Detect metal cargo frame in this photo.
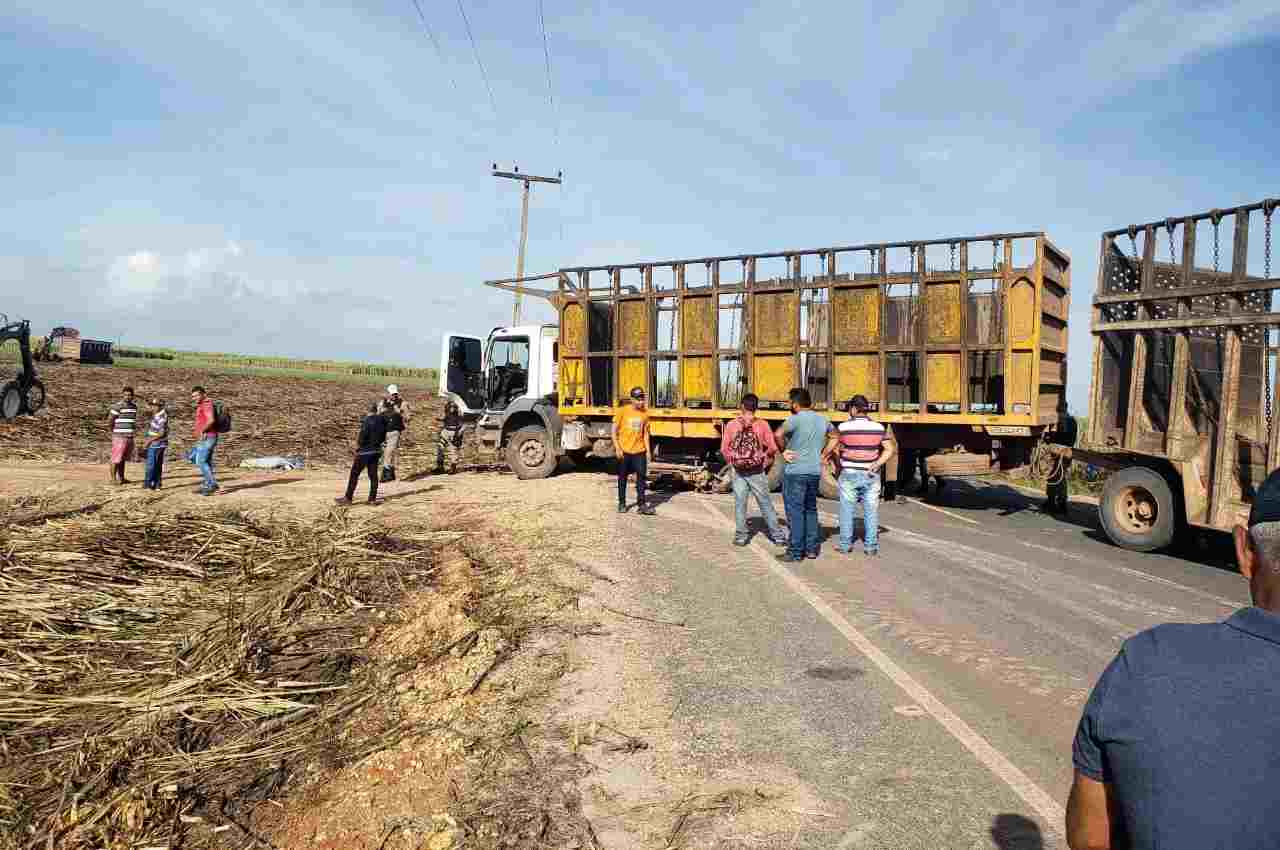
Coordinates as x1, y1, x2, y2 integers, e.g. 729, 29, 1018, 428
1085, 198, 1280, 530
550, 231, 1069, 433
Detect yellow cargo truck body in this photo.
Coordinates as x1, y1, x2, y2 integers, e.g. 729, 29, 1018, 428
554, 232, 1069, 482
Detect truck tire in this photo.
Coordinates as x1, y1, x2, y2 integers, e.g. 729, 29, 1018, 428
767, 454, 785, 492
819, 464, 840, 500
22, 377, 45, 414
0, 382, 21, 420
1099, 466, 1176, 552
506, 425, 558, 480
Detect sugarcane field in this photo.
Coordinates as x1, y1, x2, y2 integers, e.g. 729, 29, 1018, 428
7, 3, 1280, 849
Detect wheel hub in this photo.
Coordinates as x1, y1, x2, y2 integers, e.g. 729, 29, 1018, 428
1115, 485, 1158, 533
518, 437, 546, 467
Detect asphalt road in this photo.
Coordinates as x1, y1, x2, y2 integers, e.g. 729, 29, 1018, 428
614, 478, 1250, 849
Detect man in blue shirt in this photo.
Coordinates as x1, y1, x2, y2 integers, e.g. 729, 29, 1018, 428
775, 387, 832, 562
1067, 468, 1280, 849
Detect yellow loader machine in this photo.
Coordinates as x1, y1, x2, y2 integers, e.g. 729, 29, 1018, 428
454, 229, 1070, 497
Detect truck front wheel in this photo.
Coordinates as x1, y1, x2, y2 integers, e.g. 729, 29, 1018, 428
506, 425, 558, 480
1099, 466, 1176, 552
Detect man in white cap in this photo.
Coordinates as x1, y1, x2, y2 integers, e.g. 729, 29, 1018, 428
381, 384, 411, 481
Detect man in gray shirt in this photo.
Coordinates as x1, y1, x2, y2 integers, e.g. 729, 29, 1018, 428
1067, 467, 1280, 849
775, 387, 832, 562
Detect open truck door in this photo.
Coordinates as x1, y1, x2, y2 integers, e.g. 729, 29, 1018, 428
439, 333, 486, 414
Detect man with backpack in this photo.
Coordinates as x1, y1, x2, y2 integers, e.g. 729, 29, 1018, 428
189, 385, 225, 496
720, 393, 786, 547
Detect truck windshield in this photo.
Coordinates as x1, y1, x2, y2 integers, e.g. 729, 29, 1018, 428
486, 337, 530, 409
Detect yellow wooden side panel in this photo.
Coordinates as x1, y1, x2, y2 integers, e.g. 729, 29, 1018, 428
832, 287, 880, 347
618, 300, 649, 352
560, 358, 585, 403
754, 292, 797, 348
684, 421, 719, 439
1008, 278, 1036, 345
753, 354, 795, 400
561, 303, 585, 355
1011, 351, 1034, 407
682, 296, 715, 350
650, 420, 681, 437
618, 357, 647, 402
926, 282, 961, 343
684, 356, 714, 401
926, 353, 962, 403
833, 354, 880, 402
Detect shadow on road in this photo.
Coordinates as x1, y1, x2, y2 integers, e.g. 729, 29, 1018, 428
218, 476, 306, 495
989, 813, 1043, 850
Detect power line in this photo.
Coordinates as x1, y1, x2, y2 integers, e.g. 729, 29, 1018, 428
409, 0, 456, 90
456, 0, 498, 117
538, 0, 556, 125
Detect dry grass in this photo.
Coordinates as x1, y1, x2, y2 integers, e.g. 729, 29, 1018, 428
0, 503, 450, 850
0, 362, 447, 470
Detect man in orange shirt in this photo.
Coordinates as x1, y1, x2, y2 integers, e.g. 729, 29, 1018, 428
613, 386, 654, 515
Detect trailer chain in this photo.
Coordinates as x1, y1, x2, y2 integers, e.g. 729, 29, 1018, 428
1165, 218, 1177, 263
1266, 202, 1275, 441
992, 239, 998, 274
949, 242, 957, 272
1211, 212, 1221, 274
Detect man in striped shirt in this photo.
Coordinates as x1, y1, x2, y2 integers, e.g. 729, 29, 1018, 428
824, 394, 895, 556
107, 386, 138, 485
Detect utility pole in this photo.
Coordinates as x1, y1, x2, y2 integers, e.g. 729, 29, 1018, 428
492, 164, 561, 326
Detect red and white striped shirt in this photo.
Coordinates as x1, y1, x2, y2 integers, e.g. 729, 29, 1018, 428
836, 415, 887, 471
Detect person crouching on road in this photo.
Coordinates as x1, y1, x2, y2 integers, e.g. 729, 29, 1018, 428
108, 385, 138, 485
614, 387, 654, 515
825, 395, 894, 557
435, 401, 464, 474
189, 386, 220, 495
142, 397, 169, 490
338, 401, 387, 505
382, 384, 410, 480
721, 393, 785, 547
381, 397, 405, 482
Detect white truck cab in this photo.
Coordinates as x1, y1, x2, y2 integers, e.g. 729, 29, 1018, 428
438, 324, 565, 479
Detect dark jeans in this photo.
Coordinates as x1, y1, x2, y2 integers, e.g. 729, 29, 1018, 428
346, 452, 381, 502
617, 452, 647, 506
1047, 475, 1069, 512
782, 473, 820, 558
144, 446, 166, 489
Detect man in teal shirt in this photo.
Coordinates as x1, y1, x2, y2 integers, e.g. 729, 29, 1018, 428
776, 387, 832, 562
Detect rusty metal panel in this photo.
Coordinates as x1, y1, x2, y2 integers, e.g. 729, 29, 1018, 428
561, 303, 585, 355
618, 357, 647, 401
753, 354, 795, 400
1008, 278, 1036, 344
832, 287, 880, 347
683, 356, 714, 401
926, 283, 961, 343
682, 296, 715, 350
754, 292, 798, 348
560, 358, 585, 403
926, 354, 962, 403
833, 354, 880, 402
1011, 352, 1034, 407
618, 300, 649, 353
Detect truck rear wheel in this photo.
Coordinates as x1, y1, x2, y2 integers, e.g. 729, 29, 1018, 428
506, 426, 558, 480
1100, 466, 1176, 552
22, 377, 45, 414
0, 382, 21, 420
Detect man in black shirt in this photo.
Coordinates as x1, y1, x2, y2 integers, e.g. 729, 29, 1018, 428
337, 402, 387, 505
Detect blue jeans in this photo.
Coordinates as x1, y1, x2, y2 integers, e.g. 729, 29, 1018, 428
838, 469, 881, 553
144, 445, 166, 489
189, 435, 219, 490
782, 473, 820, 558
732, 470, 783, 542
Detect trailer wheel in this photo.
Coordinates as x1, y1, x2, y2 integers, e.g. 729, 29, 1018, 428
22, 377, 45, 414
1100, 467, 1176, 552
0, 382, 21, 420
819, 465, 840, 500
767, 455, 785, 492
506, 425, 558, 480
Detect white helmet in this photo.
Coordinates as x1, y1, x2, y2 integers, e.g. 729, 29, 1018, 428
386, 384, 399, 395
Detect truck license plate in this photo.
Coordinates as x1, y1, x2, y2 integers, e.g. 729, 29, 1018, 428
986, 425, 1032, 437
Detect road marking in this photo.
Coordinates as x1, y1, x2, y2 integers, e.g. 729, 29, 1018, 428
903, 497, 979, 525
698, 500, 1067, 840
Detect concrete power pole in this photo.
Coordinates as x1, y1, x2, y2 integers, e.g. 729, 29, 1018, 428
492, 164, 562, 326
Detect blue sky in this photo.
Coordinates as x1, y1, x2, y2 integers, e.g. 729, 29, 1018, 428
3, 0, 1279, 407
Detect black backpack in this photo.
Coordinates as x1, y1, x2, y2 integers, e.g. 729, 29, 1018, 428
212, 401, 232, 433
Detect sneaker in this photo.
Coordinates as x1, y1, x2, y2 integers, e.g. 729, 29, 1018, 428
367, 498, 381, 506
638, 504, 656, 516
806, 551, 820, 560
334, 497, 352, 505
732, 538, 749, 547
617, 503, 627, 513
776, 553, 802, 563
768, 535, 789, 547
834, 544, 852, 554
864, 549, 879, 558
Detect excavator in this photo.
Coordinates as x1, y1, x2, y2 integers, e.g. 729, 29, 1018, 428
0, 315, 47, 419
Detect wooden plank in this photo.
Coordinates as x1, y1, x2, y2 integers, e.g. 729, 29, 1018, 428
1211, 329, 1243, 526
917, 246, 928, 415
1123, 331, 1148, 451
1093, 313, 1280, 333
1093, 275, 1280, 305
959, 241, 970, 414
